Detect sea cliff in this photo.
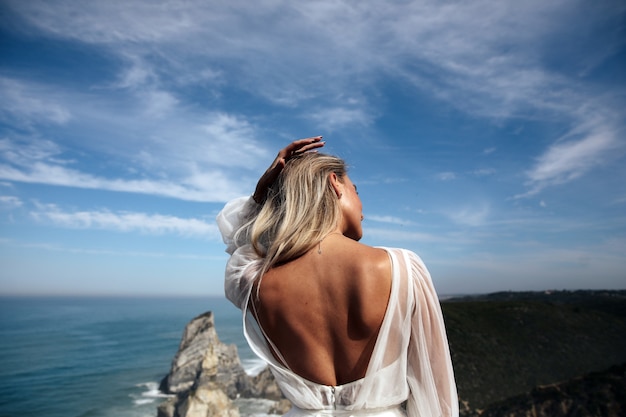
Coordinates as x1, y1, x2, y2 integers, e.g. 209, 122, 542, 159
157, 311, 288, 417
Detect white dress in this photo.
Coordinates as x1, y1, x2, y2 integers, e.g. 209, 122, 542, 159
217, 197, 459, 417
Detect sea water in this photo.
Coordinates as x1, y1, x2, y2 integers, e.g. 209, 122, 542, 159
0, 296, 265, 417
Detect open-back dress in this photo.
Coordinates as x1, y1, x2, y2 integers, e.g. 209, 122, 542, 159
217, 197, 458, 417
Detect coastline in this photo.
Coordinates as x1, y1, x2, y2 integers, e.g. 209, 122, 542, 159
1, 290, 624, 416
0, 296, 248, 417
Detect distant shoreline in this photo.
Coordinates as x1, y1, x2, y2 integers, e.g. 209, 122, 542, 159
2, 288, 624, 300
443, 288, 626, 302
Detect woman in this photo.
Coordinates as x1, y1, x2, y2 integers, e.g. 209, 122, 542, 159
217, 137, 458, 417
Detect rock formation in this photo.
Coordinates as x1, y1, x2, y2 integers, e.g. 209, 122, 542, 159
157, 311, 287, 417
240, 367, 284, 401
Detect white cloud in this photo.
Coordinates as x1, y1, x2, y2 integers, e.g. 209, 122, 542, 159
437, 172, 456, 181
31, 204, 219, 238
529, 134, 615, 184
5, 0, 200, 44
0, 159, 244, 202
0, 238, 223, 260
520, 120, 621, 196
2, 0, 623, 296
4, 0, 624, 132
365, 227, 449, 243
3, 0, 624, 202
0, 136, 63, 165
471, 168, 496, 177
307, 106, 373, 129
140, 90, 179, 117
366, 215, 415, 226
0, 77, 72, 125
2, 64, 268, 182
0, 195, 23, 209
446, 204, 490, 227
110, 54, 156, 89
0, 100, 267, 201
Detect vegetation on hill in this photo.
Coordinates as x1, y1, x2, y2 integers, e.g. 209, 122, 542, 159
478, 362, 626, 417
441, 290, 626, 410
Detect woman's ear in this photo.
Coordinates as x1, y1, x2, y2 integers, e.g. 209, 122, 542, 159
328, 172, 343, 198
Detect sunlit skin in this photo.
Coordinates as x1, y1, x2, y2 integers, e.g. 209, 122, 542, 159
252, 137, 392, 386
330, 173, 364, 242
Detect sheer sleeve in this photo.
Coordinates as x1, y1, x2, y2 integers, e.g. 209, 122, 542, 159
216, 196, 262, 310
216, 196, 259, 255
406, 252, 459, 417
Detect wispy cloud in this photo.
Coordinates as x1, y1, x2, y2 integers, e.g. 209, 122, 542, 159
0, 77, 72, 125
0, 238, 224, 260
519, 114, 622, 197
4, 1, 623, 150
0, 136, 66, 166
307, 106, 373, 130
0, 155, 244, 202
366, 214, 415, 226
0, 195, 23, 209
31, 203, 219, 238
365, 227, 450, 243
7, 0, 622, 120
528, 133, 614, 184
436, 172, 456, 181
471, 168, 496, 177
445, 203, 491, 227
4, 0, 200, 44
2, 0, 625, 205
0, 92, 267, 201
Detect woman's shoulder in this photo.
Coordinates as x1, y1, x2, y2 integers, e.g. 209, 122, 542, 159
338, 243, 428, 279
375, 246, 421, 260
337, 242, 391, 293
340, 239, 390, 268
374, 246, 429, 276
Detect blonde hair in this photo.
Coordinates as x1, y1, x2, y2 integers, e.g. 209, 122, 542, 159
248, 152, 347, 280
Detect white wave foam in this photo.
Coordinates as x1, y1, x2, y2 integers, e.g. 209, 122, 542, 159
131, 381, 174, 405
234, 397, 278, 417
134, 398, 156, 405
242, 358, 268, 376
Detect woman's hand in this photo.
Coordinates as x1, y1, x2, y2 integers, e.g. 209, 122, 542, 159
253, 136, 325, 203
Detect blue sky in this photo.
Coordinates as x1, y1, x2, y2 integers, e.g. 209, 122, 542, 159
0, 0, 625, 297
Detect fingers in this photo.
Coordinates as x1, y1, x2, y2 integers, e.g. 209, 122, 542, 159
279, 136, 324, 159
253, 136, 325, 203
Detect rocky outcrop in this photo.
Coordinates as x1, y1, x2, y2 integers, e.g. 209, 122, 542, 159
159, 311, 249, 398
157, 311, 245, 417
240, 367, 283, 401
172, 386, 239, 417
157, 311, 288, 417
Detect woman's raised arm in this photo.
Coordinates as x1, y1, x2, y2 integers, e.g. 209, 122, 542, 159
252, 136, 324, 203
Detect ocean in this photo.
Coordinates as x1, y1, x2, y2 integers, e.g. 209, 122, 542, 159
0, 296, 265, 417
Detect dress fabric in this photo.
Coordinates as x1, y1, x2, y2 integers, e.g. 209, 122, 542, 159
217, 196, 459, 417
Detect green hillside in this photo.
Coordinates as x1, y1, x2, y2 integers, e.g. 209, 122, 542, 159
441, 290, 626, 410
479, 363, 626, 417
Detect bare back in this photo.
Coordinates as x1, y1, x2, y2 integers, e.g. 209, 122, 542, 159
253, 235, 392, 386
